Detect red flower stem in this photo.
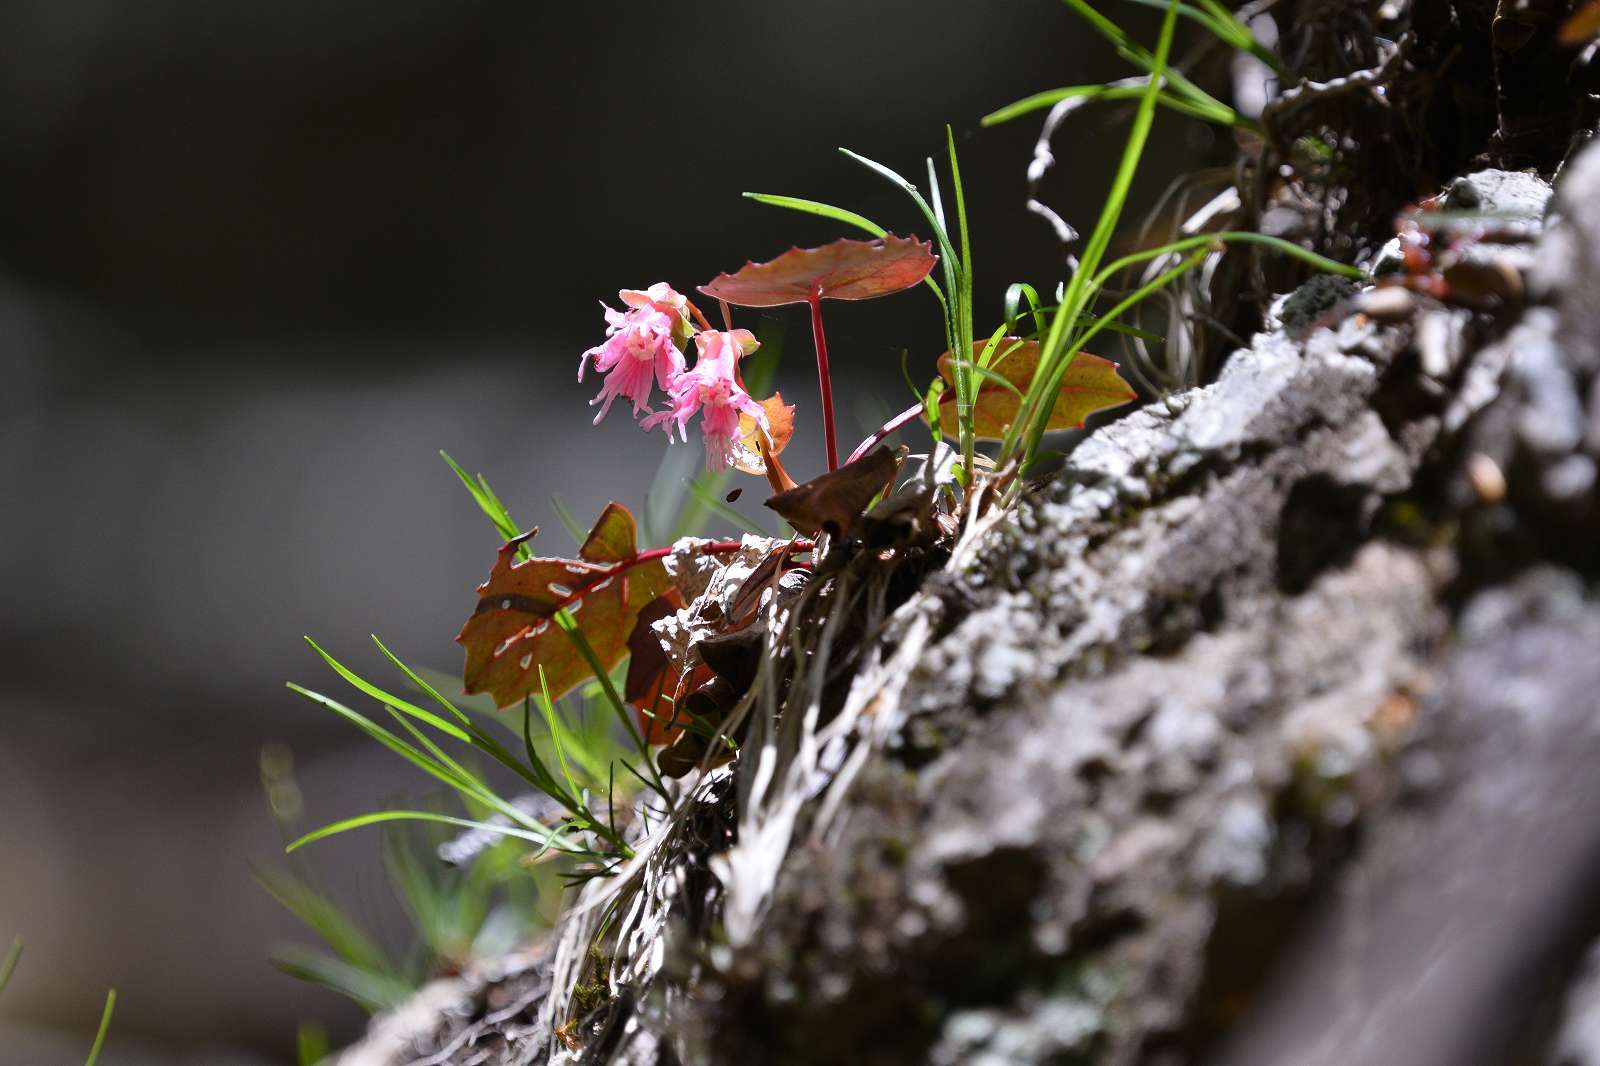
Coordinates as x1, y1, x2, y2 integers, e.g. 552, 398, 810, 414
718, 298, 734, 331
808, 287, 840, 471
685, 299, 716, 333
847, 399, 925, 466
547, 537, 814, 614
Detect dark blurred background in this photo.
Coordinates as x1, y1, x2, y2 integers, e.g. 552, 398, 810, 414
0, 2, 1209, 1061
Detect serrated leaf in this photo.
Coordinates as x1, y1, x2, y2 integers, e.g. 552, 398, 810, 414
700, 235, 937, 308
457, 503, 671, 708
938, 338, 1135, 440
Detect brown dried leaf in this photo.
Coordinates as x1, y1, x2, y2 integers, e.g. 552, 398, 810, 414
764, 446, 899, 538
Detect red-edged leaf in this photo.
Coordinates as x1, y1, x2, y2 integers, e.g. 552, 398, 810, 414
457, 502, 671, 708
700, 235, 937, 308
733, 392, 796, 475
764, 445, 900, 537
938, 338, 1135, 440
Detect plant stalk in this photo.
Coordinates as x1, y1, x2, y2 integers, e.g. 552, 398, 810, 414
807, 286, 840, 471
848, 401, 925, 466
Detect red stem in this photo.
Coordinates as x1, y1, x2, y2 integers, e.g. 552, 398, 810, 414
546, 537, 814, 614
847, 400, 925, 466
808, 288, 839, 471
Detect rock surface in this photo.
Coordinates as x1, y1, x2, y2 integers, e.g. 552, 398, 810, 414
338, 123, 1600, 1066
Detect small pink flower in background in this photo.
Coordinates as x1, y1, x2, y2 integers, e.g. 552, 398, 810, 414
642, 329, 767, 470
579, 284, 692, 424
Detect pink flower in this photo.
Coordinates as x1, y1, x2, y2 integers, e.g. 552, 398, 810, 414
642, 329, 767, 470
579, 284, 691, 424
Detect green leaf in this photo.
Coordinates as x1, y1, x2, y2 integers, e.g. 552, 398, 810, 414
286, 810, 570, 855
742, 193, 887, 237
297, 1022, 331, 1066
1007, 0, 1182, 466
285, 682, 562, 839
837, 149, 963, 280
440, 451, 522, 547
1092, 230, 1364, 285
305, 638, 471, 741
0, 937, 21, 999
1005, 282, 1049, 343
252, 866, 395, 977
82, 990, 116, 1066
270, 945, 415, 1014
982, 82, 1235, 128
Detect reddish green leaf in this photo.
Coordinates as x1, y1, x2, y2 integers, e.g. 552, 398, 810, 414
938, 338, 1135, 440
457, 502, 671, 708
699, 235, 937, 308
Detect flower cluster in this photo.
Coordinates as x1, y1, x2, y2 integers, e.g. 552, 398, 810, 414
579, 283, 769, 470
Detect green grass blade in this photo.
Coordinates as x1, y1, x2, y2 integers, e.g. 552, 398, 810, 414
925, 157, 949, 238
285, 683, 543, 832
554, 610, 671, 805
82, 989, 115, 1066
947, 127, 977, 476
440, 451, 521, 544
837, 149, 962, 274
385, 708, 478, 789
297, 1021, 331, 1066
742, 193, 886, 236
1075, 311, 1165, 343
684, 477, 771, 536
1004, 283, 1049, 342
549, 494, 588, 548
400, 663, 514, 731
0, 938, 21, 998
1116, 0, 1247, 47
270, 945, 415, 1013
982, 82, 1233, 128
252, 866, 395, 977
1008, 0, 1182, 465
286, 810, 571, 855
379, 827, 449, 959
1074, 248, 1210, 355
305, 638, 471, 741
1092, 230, 1364, 285
369, 638, 575, 805
537, 667, 583, 804
1058, 0, 1220, 109
945, 361, 1026, 400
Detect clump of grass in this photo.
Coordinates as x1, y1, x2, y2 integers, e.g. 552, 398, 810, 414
753, 0, 1359, 489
